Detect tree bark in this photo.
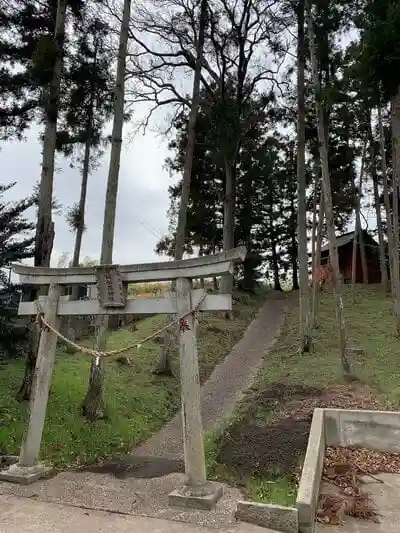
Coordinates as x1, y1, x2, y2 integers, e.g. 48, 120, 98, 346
391, 85, 400, 336
311, 190, 324, 329
18, 0, 67, 402
66, 121, 93, 354
306, 0, 352, 377
311, 181, 318, 279
296, 0, 310, 353
155, 0, 208, 375
378, 105, 395, 296
174, 0, 207, 260
72, 123, 93, 268
83, 0, 131, 420
271, 237, 282, 292
290, 191, 299, 291
351, 139, 368, 298
291, 233, 299, 290
368, 114, 388, 291
221, 158, 236, 299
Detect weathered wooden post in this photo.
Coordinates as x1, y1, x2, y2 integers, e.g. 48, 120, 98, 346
168, 276, 223, 508
1, 284, 61, 483
177, 277, 206, 485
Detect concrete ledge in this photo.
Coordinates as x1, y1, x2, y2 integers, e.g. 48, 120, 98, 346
0, 462, 54, 485
296, 408, 400, 533
168, 481, 223, 510
324, 408, 400, 452
296, 408, 325, 533
235, 500, 298, 533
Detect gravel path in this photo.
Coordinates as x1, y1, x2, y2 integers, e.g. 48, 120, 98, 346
134, 292, 287, 461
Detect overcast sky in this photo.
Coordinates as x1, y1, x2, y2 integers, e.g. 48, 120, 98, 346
1, 23, 376, 271
1, 106, 177, 267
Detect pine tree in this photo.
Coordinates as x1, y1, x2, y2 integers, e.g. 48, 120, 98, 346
60, 14, 114, 271
359, 0, 400, 334
0, 183, 35, 359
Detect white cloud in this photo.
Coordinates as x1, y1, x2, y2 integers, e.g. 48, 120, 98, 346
1, 118, 178, 267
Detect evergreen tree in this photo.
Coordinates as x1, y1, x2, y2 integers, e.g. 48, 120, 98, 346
0, 182, 34, 358
59, 14, 114, 270
359, 0, 400, 333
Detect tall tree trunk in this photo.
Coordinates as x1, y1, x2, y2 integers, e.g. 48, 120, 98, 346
72, 119, 94, 266
311, 190, 324, 329
378, 105, 395, 296
199, 245, 205, 289
66, 125, 93, 354
212, 238, 218, 291
221, 158, 236, 299
83, 0, 131, 420
358, 222, 368, 285
291, 234, 299, 290
296, 0, 310, 353
154, 0, 208, 376
391, 86, 400, 336
17, 0, 67, 402
271, 237, 282, 292
368, 111, 388, 290
306, 0, 352, 377
174, 0, 207, 260
351, 140, 368, 299
289, 191, 299, 291
311, 181, 318, 279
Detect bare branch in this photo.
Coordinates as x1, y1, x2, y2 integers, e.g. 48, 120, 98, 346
126, 0, 290, 133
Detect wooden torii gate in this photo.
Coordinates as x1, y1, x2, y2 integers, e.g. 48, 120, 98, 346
0, 247, 246, 509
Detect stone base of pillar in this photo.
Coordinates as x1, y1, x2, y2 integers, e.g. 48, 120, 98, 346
0, 462, 54, 485
168, 481, 223, 510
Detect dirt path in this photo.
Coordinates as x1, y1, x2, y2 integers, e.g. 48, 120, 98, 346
132, 292, 287, 462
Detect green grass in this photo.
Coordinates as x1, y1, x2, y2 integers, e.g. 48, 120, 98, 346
261, 286, 400, 404
0, 289, 267, 469
246, 476, 298, 507
207, 285, 400, 506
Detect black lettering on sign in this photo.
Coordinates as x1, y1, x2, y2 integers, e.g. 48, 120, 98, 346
95, 265, 126, 308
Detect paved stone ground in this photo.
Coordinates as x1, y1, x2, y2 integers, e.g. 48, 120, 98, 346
0, 293, 287, 531
1, 493, 278, 533
316, 474, 400, 532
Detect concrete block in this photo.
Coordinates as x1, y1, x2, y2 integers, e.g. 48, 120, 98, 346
296, 408, 325, 533
323, 409, 340, 446
168, 482, 223, 510
295, 408, 400, 533
324, 409, 400, 452
0, 462, 54, 485
235, 500, 298, 533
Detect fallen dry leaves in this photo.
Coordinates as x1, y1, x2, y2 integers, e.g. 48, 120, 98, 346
316, 446, 400, 525
277, 384, 382, 422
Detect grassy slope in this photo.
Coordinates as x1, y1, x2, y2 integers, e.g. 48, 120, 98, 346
0, 289, 266, 468
206, 286, 400, 506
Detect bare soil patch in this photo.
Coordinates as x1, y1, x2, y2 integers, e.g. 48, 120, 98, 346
217, 383, 383, 480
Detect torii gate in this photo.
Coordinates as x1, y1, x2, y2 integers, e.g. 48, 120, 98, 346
0, 247, 246, 510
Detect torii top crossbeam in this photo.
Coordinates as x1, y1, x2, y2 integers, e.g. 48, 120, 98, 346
12, 246, 247, 286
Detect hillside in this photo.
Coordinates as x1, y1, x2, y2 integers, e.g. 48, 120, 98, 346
206, 286, 400, 506
0, 289, 266, 468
